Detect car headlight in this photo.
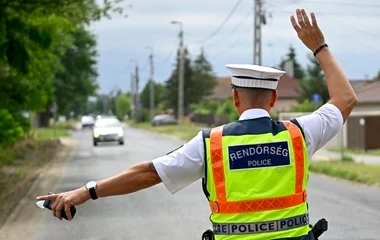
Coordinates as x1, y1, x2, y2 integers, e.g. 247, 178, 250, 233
93, 129, 100, 138
117, 129, 124, 137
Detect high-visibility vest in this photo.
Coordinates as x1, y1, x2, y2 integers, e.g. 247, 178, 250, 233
201, 117, 310, 240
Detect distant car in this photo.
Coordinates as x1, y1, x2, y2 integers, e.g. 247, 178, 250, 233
92, 117, 124, 146
151, 114, 178, 126
81, 115, 95, 128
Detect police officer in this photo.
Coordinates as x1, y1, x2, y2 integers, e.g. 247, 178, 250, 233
37, 9, 357, 240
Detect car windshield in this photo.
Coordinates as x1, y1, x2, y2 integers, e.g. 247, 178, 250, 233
95, 118, 121, 128
82, 116, 94, 122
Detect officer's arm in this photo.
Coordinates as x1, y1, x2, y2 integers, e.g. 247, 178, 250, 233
316, 47, 357, 122
94, 161, 162, 198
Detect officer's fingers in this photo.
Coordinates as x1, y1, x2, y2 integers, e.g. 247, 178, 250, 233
55, 201, 64, 220
310, 12, 318, 27
50, 195, 61, 218
36, 194, 58, 201
301, 9, 312, 28
64, 203, 73, 221
290, 16, 301, 33
296, 9, 307, 28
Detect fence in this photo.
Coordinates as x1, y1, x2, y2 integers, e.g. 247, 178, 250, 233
191, 114, 229, 127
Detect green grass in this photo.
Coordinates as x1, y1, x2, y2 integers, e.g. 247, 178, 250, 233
128, 121, 204, 141
33, 127, 69, 141
330, 148, 380, 156
310, 161, 380, 185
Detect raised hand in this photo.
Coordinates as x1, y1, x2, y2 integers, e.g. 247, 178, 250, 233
290, 9, 326, 52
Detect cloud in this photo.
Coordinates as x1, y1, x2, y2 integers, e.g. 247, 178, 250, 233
92, 0, 380, 93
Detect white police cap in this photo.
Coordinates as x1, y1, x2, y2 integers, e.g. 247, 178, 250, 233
225, 64, 286, 90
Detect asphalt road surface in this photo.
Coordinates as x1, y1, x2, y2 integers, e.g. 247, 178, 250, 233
31, 126, 380, 240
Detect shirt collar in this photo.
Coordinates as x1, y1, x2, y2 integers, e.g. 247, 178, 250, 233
239, 108, 271, 120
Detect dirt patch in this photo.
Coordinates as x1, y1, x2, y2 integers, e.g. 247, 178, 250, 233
0, 139, 66, 227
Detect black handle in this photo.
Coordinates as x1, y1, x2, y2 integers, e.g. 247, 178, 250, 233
311, 218, 328, 239
43, 200, 77, 220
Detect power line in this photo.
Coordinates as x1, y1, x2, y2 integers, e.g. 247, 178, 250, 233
271, 0, 380, 8
192, 0, 243, 44
159, 36, 178, 63
272, 9, 380, 17
203, 9, 253, 48
210, 15, 253, 58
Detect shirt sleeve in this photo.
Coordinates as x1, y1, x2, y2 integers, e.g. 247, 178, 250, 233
151, 131, 205, 194
294, 103, 344, 158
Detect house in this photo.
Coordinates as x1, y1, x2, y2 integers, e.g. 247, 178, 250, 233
210, 76, 380, 112
209, 73, 300, 112
352, 80, 380, 112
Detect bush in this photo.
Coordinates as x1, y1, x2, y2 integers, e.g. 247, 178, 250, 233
290, 99, 322, 112
216, 98, 238, 122
0, 109, 24, 149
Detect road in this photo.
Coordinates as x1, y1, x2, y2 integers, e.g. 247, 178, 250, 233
26, 126, 380, 240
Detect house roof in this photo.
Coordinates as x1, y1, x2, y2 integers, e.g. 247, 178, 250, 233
210, 74, 300, 100
209, 76, 380, 103
350, 80, 373, 90
354, 81, 380, 103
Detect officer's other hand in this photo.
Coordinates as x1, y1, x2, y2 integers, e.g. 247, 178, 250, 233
290, 9, 325, 52
36, 187, 90, 221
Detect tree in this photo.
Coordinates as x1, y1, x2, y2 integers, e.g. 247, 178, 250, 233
115, 94, 131, 120
164, 48, 216, 115
279, 46, 305, 80
0, 0, 129, 129
53, 26, 99, 117
164, 48, 193, 114
140, 82, 166, 109
296, 55, 329, 104
190, 48, 217, 103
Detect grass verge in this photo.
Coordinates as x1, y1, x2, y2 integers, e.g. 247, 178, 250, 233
128, 121, 205, 141
330, 148, 380, 156
310, 161, 380, 186
0, 126, 70, 225
32, 126, 69, 141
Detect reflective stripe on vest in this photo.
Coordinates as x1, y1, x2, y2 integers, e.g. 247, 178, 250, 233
213, 213, 309, 235
208, 121, 307, 214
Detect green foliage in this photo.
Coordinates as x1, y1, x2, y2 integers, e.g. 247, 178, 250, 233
290, 99, 321, 112
115, 94, 131, 120
279, 46, 305, 80
190, 99, 218, 115
140, 82, 166, 109
53, 26, 99, 117
164, 48, 216, 115
296, 55, 329, 104
0, 0, 129, 146
0, 109, 24, 149
216, 98, 238, 122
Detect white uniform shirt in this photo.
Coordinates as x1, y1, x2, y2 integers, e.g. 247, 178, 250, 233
152, 103, 344, 194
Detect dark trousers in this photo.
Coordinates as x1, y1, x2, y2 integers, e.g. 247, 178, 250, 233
273, 231, 315, 240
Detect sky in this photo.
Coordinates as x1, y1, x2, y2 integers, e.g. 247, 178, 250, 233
89, 0, 380, 94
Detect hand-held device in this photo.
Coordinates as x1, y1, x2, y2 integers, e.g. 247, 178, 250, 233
36, 197, 76, 220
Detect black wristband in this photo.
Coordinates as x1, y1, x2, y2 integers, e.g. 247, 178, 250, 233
313, 44, 328, 57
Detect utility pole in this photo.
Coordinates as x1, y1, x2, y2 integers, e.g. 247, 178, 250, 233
146, 46, 155, 119
253, 0, 263, 65
130, 72, 135, 120
135, 64, 140, 122
171, 20, 184, 123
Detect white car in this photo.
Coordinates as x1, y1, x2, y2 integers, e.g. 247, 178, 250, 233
81, 115, 95, 128
92, 117, 124, 146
